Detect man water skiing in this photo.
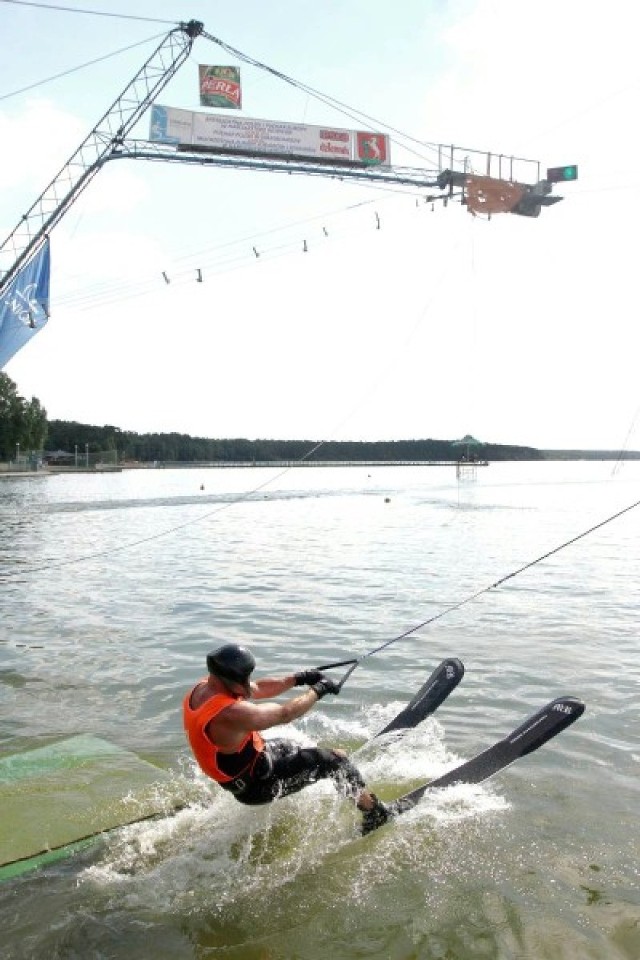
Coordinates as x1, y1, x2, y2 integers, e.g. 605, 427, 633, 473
183, 643, 397, 834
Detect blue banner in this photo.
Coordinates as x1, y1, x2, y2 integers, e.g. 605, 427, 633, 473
0, 240, 50, 369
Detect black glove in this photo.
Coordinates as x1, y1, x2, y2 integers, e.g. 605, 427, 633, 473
294, 669, 325, 686
311, 678, 340, 699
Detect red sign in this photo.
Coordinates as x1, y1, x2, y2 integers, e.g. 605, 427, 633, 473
355, 132, 388, 165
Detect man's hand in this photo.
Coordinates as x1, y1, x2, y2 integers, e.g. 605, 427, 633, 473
311, 677, 340, 699
294, 669, 325, 686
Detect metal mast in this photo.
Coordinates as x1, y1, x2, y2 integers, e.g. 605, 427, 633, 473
0, 20, 203, 293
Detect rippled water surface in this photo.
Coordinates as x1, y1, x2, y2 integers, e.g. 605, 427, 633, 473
1, 462, 639, 959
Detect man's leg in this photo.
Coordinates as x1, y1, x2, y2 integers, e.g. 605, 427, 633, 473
235, 740, 394, 831
259, 741, 390, 830
327, 748, 392, 832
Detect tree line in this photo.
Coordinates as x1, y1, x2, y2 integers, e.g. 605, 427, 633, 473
1, 371, 546, 463
45, 419, 543, 463
0, 373, 47, 459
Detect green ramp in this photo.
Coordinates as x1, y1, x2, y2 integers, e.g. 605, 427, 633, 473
0, 735, 185, 881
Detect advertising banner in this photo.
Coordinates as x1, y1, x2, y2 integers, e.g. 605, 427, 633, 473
150, 105, 390, 166
198, 65, 242, 110
149, 105, 193, 146
0, 240, 50, 369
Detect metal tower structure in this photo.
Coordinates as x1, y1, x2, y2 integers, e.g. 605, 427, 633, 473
0, 17, 571, 301
0, 20, 204, 293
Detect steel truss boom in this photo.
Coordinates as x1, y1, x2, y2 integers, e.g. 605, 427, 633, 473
105, 139, 443, 191
0, 20, 203, 294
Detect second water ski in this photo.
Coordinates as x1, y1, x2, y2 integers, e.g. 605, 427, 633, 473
361, 695, 586, 835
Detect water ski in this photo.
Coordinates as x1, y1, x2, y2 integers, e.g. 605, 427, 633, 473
357, 657, 464, 752
361, 695, 585, 836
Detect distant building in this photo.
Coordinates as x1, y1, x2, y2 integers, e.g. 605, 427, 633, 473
43, 450, 75, 465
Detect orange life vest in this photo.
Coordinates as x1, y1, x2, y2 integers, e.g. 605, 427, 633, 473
182, 682, 265, 784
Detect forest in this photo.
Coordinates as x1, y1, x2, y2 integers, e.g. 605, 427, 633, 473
5, 373, 634, 464
45, 418, 542, 463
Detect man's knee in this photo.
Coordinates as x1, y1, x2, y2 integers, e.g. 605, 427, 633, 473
322, 750, 366, 789
295, 747, 365, 790
315, 748, 349, 772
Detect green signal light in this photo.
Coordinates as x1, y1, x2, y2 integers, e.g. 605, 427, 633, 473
547, 164, 578, 183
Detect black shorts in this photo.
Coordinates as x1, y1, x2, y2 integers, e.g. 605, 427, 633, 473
225, 738, 366, 806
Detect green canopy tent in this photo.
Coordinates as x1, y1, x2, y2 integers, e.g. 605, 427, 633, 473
452, 434, 484, 462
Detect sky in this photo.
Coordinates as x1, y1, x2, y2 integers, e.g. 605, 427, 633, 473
1, 0, 639, 450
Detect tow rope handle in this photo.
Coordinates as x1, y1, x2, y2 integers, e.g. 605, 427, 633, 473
316, 657, 358, 671
315, 657, 360, 692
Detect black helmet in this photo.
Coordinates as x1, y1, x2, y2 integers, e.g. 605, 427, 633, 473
206, 644, 255, 686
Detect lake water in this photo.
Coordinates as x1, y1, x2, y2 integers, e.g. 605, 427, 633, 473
1, 461, 639, 959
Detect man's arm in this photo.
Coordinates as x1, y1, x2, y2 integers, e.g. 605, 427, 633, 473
213, 688, 321, 740
250, 674, 297, 700
251, 668, 325, 700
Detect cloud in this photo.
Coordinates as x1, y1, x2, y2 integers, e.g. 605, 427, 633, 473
0, 99, 151, 256
420, 0, 640, 158
0, 99, 85, 191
